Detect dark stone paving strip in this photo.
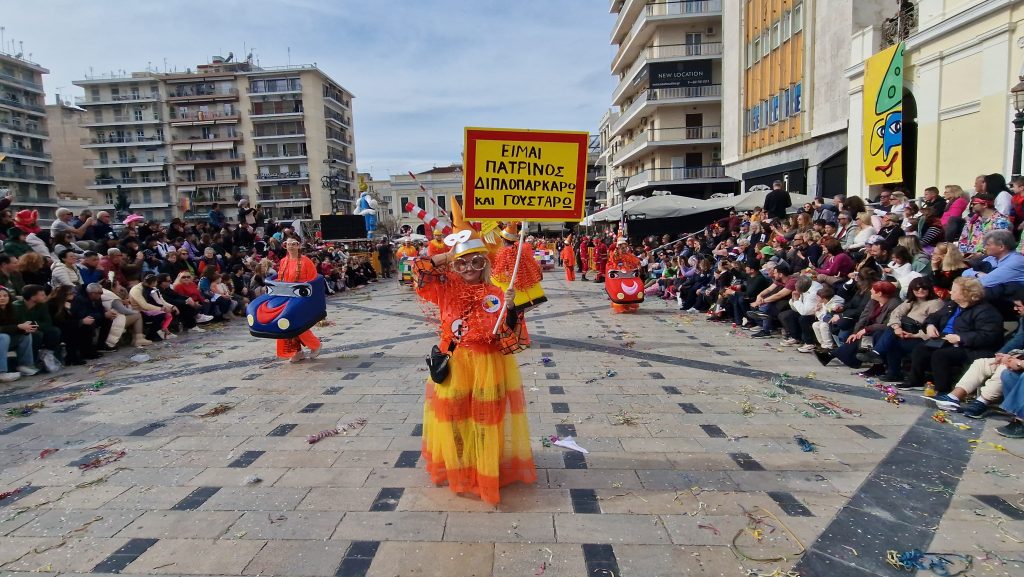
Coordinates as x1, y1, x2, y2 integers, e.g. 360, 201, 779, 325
678, 403, 702, 414
227, 450, 265, 468
211, 386, 237, 395
847, 424, 885, 439
369, 487, 404, 512
582, 544, 621, 577
103, 386, 130, 395
175, 403, 205, 414
241, 373, 262, 380
638, 361, 652, 367
563, 451, 587, 470
700, 424, 727, 438
551, 402, 570, 414
334, 541, 380, 577
171, 487, 221, 511
569, 489, 601, 514
410, 424, 423, 437
662, 386, 681, 395
91, 538, 159, 574
394, 451, 420, 468
323, 386, 343, 395
342, 373, 359, 380
299, 403, 324, 414
546, 372, 560, 380
128, 422, 165, 436
549, 386, 565, 395
974, 495, 1024, 521
267, 424, 297, 437
357, 362, 374, 368
766, 491, 813, 516
54, 403, 86, 413
0, 484, 38, 506
556, 424, 577, 437
0, 422, 32, 435
729, 452, 765, 471
793, 411, 979, 576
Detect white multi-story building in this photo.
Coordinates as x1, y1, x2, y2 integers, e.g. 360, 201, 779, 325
0, 52, 57, 218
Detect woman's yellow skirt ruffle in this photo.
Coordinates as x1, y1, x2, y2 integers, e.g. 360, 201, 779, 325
422, 345, 536, 504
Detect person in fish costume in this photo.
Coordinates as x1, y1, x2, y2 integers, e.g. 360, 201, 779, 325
605, 237, 643, 314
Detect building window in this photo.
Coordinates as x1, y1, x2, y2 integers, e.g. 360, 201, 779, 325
783, 88, 791, 117
761, 31, 769, 57
792, 83, 803, 114
416, 196, 426, 210
142, 189, 152, 203
752, 38, 761, 63
206, 168, 216, 181
437, 195, 446, 211
782, 10, 792, 41
134, 109, 143, 122
771, 22, 781, 49
230, 166, 241, 179
770, 95, 780, 124
794, 3, 804, 33
400, 196, 410, 209
136, 128, 145, 140
93, 109, 103, 123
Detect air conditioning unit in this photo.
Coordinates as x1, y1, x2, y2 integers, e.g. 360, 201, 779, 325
711, 152, 721, 160
707, 27, 715, 35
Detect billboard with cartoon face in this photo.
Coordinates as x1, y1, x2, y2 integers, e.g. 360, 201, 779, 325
863, 43, 904, 185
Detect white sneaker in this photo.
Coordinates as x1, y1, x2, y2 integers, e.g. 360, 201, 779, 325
782, 338, 800, 346
16, 365, 38, 377
188, 327, 206, 333
797, 344, 816, 353
308, 347, 321, 359
134, 337, 153, 347
686, 308, 700, 313
162, 330, 178, 339
196, 314, 214, 324
289, 351, 305, 363
0, 372, 20, 382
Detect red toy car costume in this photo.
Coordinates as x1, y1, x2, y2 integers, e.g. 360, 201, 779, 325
605, 239, 643, 314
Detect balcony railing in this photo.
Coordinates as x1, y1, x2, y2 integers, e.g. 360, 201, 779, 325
0, 71, 43, 92
74, 94, 160, 105
82, 135, 165, 145
614, 85, 722, 134
0, 118, 47, 136
620, 42, 723, 84
167, 87, 239, 100
324, 93, 351, 108
0, 145, 50, 159
170, 133, 242, 143
614, 126, 720, 162
90, 176, 168, 186
175, 153, 245, 164
258, 192, 311, 202
250, 107, 304, 116
257, 171, 309, 180
82, 115, 162, 126
84, 156, 167, 167
0, 96, 44, 113
176, 176, 247, 185
626, 165, 726, 190
254, 152, 307, 160
169, 110, 240, 121
0, 168, 53, 181
248, 83, 302, 94
325, 111, 351, 126
252, 129, 305, 138
615, 0, 722, 67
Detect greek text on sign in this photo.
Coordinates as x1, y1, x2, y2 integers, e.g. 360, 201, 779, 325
464, 127, 588, 222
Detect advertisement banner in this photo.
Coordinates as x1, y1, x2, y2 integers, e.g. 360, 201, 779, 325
863, 43, 904, 185
648, 60, 712, 88
463, 127, 588, 222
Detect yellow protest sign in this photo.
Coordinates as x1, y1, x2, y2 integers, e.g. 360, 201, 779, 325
464, 127, 588, 222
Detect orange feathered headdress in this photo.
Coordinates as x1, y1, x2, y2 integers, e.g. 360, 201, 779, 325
444, 197, 487, 257
498, 221, 521, 242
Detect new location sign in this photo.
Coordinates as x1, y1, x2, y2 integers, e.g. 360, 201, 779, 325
464, 127, 588, 222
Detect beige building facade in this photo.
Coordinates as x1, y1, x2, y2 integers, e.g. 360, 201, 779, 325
45, 101, 92, 203
846, 0, 1024, 198
605, 0, 736, 201
73, 57, 356, 223
0, 52, 58, 218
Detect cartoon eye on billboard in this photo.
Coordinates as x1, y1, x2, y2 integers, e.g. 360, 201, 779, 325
863, 43, 903, 185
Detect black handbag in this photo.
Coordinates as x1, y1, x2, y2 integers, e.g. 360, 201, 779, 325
426, 341, 456, 384
900, 317, 923, 334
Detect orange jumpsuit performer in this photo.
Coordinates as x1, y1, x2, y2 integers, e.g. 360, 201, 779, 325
561, 235, 576, 281
413, 199, 536, 505
492, 222, 546, 312
275, 238, 322, 361
578, 237, 591, 281
427, 229, 448, 257
606, 239, 643, 314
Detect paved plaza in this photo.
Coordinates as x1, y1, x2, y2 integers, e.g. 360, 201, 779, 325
0, 272, 1022, 577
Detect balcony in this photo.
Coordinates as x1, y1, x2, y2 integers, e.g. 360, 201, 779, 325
0, 145, 50, 160
0, 118, 47, 136
257, 171, 309, 182
12, 196, 58, 206
257, 191, 311, 205
0, 71, 43, 93
247, 83, 302, 95
327, 134, 352, 145
87, 176, 169, 189
0, 96, 45, 115
250, 108, 303, 119
252, 129, 305, 139
324, 93, 351, 109
613, 42, 723, 102
168, 110, 240, 124
74, 93, 160, 106
612, 84, 722, 137
175, 176, 247, 186
623, 165, 727, 193
613, 125, 720, 165
254, 152, 307, 162
166, 87, 239, 102
84, 156, 168, 168
325, 111, 351, 127
173, 153, 245, 165
170, 133, 242, 144
80, 115, 162, 127
612, 0, 723, 71
0, 168, 53, 182
81, 135, 166, 147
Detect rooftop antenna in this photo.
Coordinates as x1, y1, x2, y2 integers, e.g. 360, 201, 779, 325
1, 27, 5, 52
287, 46, 291, 66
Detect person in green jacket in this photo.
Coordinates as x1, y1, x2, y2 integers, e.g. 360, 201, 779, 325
14, 285, 60, 362
0, 287, 38, 380
3, 227, 30, 258
0, 254, 24, 294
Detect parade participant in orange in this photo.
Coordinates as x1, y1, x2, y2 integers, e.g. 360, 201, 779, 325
606, 238, 643, 314
594, 236, 610, 282
427, 229, 447, 256
413, 199, 536, 505
561, 235, 576, 281
578, 236, 591, 281
492, 222, 546, 312
396, 238, 418, 260
274, 238, 322, 361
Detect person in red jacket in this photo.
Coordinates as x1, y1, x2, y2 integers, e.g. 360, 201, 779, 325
593, 237, 609, 283
561, 235, 576, 281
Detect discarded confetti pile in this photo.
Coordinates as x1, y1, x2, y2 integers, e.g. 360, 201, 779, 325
306, 418, 367, 444
198, 403, 233, 418
5, 402, 44, 417
613, 409, 641, 426
886, 549, 973, 574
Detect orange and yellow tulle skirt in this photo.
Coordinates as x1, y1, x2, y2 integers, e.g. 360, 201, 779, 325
422, 344, 536, 504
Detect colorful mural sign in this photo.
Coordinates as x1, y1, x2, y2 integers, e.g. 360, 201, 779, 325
863, 43, 904, 185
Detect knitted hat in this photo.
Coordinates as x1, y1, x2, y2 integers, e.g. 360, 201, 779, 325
444, 197, 487, 257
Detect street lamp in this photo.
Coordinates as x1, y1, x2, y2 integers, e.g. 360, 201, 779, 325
1011, 76, 1024, 176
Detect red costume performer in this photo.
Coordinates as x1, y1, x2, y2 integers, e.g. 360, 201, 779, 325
606, 239, 643, 314
578, 237, 591, 281
593, 238, 609, 282
275, 250, 322, 360
492, 222, 546, 311
561, 235, 576, 281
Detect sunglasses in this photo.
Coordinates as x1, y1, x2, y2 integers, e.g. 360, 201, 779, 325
452, 255, 487, 273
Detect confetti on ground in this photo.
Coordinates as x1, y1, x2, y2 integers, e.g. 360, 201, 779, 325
794, 436, 816, 452
37, 448, 58, 459
613, 409, 641, 426
78, 449, 126, 470
198, 403, 233, 418
305, 418, 367, 444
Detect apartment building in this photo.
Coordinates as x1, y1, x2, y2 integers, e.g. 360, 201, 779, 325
606, 0, 736, 202
0, 52, 57, 218
73, 57, 356, 223
720, 0, 891, 198
46, 100, 93, 204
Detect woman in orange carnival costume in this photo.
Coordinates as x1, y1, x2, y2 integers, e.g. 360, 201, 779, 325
412, 200, 536, 504
275, 238, 322, 361
492, 222, 546, 312
561, 235, 576, 281
606, 238, 642, 314
427, 229, 448, 256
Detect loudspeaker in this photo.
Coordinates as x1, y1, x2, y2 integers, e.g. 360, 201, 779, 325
320, 215, 367, 240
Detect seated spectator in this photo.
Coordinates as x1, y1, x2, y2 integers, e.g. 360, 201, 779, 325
51, 230, 85, 259
813, 238, 855, 285
18, 252, 50, 288
962, 230, 1024, 306
71, 283, 118, 357
903, 277, 1004, 394
51, 207, 94, 248
158, 273, 209, 332
831, 268, 882, 343
15, 284, 61, 365
4, 227, 31, 258
778, 275, 821, 347
46, 285, 79, 364
807, 284, 845, 352
100, 248, 128, 287
994, 361, 1024, 438
847, 212, 876, 254
197, 246, 223, 276
876, 212, 905, 250
84, 211, 116, 245
99, 280, 147, 347
0, 254, 25, 294
50, 250, 84, 288
860, 277, 945, 382
886, 246, 921, 298
816, 281, 901, 367
748, 261, 795, 338
209, 271, 242, 316
958, 193, 1010, 258
13, 210, 50, 258
129, 274, 175, 340
0, 287, 37, 381
78, 251, 104, 286
194, 269, 232, 320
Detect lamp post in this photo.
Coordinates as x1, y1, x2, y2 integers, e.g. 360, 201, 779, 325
1011, 76, 1024, 177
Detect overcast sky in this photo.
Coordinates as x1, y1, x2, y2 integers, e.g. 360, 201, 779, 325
5, 0, 617, 179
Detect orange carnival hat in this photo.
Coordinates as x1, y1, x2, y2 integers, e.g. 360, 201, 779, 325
444, 197, 487, 257
498, 221, 521, 242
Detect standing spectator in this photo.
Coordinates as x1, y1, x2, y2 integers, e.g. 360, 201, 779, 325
70, 283, 118, 358
377, 239, 393, 278
764, 180, 792, 221
208, 202, 227, 230
237, 198, 257, 227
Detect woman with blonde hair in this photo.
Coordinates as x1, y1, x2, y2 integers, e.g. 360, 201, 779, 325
17, 251, 49, 287
929, 242, 968, 299
941, 185, 969, 240
847, 212, 876, 253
